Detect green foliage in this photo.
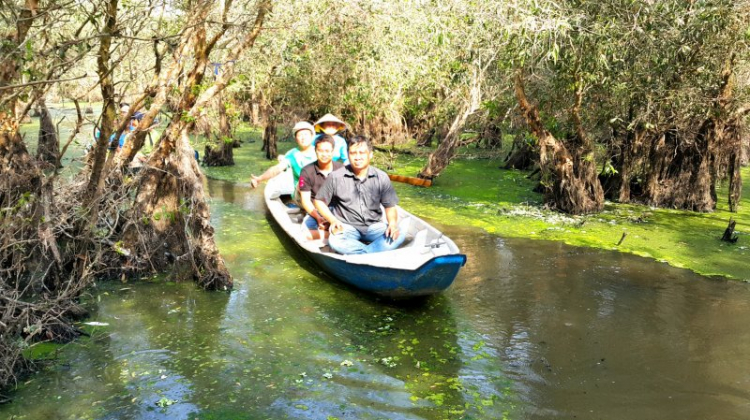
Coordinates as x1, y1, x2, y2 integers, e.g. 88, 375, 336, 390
180, 111, 196, 124
601, 160, 619, 176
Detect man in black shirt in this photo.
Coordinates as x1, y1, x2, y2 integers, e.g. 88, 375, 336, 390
314, 135, 405, 254
298, 135, 343, 240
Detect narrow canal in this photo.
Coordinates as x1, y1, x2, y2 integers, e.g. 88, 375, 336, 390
2, 177, 750, 420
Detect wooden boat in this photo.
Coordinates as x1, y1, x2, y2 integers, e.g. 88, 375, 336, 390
263, 171, 467, 298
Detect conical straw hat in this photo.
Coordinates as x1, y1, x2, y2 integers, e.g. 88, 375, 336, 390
314, 113, 346, 131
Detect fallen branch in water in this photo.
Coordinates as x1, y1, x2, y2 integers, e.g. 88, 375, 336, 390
721, 218, 738, 243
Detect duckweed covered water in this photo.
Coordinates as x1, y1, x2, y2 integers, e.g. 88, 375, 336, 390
5, 117, 750, 418
3, 176, 750, 419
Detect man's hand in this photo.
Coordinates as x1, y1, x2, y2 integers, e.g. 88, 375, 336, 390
329, 219, 344, 235
385, 224, 400, 241
250, 175, 261, 189
311, 210, 330, 231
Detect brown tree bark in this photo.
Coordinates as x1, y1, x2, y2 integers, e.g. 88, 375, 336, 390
0, 0, 43, 283
84, 0, 119, 206
638, 56, 741, 212
725, 110, 748, 212
515, 71, 604, 214
615, 128, 639, 203
416, 127, 436, 147
118, 34, 194, 168
35, 97, 59, 167
419, 76, 482, 179
728, 145, 742, 213
262, 116, 278, 160
504, 132, 537, 170
479, 118, 502, 149
513, 71, 603, 214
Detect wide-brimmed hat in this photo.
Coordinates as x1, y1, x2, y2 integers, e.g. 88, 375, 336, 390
314, 114, 346, 131
292, 121, 315, 135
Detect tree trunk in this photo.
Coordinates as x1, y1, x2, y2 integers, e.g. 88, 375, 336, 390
0, 0, 44, 283
728, 147, 742, 212
0, 0, 42, 213
124, 125, 231, 289
640, 124, 716, 212
479, 120, 502, 149
725, 114, 745, 212
419, 75, 482, 179
639, 59, 741, 212
203, 141, 235, 166
0, 121, 43, 278
416, 127, 435, 147
36, 98, 60, 167
513, 71, 603, 214
607, 106, 642, 203
202, 95, 235, 166
721, 219, 738, 243
616, 128, 640, 203
263, 117, 278, 160
84, 0, 119, 207
504, 132, 537, 170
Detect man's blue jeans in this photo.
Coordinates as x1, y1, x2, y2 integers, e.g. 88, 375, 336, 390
328, 222, 406, 255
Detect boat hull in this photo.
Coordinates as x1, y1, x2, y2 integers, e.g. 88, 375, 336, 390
307, 250, 467, 298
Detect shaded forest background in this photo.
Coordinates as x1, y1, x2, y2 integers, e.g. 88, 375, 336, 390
1, 0, 749, 393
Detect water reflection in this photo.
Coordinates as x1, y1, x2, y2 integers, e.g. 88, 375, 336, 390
3, 179, 750, 420
206, 178, 237, 205
444, 227, 750, 420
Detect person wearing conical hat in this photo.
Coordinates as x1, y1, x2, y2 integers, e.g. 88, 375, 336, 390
250, 121, 317, 194
313, 113, 349, 165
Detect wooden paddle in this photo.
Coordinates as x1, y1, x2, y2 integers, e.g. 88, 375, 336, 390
388, 173, 432, 187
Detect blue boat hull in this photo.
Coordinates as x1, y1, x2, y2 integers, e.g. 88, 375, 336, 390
307, 251, 467, 298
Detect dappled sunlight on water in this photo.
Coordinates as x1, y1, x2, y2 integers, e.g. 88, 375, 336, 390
3, 178, 750, 419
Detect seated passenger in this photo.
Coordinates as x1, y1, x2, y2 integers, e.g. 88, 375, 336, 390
298, 135, 344, 240
313, 135, 406, 254
313, 113, 349, 165
250, 121, 317, 193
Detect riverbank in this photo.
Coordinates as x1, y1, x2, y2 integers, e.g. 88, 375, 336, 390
207, 126, 749, 282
